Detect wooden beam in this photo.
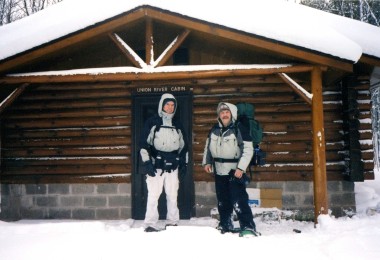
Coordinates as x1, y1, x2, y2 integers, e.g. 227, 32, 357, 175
0, 65, 314, 84
359, 54, 380, 67
154, 29, 191, 67
145, 18, 154, 65
311, 66, 328, 225
0, 83, 29, 114
278, 73, 312, 105
108, 33, 146, 69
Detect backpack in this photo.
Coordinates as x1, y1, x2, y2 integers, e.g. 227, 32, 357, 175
236, 103, 263, 146
235, 102, 266, 175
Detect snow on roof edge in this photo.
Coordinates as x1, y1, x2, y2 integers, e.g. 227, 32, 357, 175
0, 0, 378, 65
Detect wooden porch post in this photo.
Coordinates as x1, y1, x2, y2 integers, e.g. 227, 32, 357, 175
311, 66, 329, 224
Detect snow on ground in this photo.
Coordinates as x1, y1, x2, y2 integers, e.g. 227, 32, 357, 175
0, 168, 379, 260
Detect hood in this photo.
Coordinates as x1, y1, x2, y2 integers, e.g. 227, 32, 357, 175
158, 93, 177, 117
217, 102, 237, 122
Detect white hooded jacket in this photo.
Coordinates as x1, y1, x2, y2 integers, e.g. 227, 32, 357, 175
140, 93, 187, 163
202, 102, 253, 175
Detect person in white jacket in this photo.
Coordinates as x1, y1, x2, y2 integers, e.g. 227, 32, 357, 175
202, 102, 257, 234
139, 93, 188, 232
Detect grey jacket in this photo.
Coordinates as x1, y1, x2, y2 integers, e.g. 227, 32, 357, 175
202, 102, 253, 175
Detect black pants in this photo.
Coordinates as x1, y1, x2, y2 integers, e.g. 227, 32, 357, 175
215, 174, 256, 230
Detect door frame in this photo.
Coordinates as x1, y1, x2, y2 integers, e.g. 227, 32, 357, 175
131, 87, 194, 220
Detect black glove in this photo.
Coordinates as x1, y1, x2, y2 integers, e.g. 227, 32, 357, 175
228, 170, 250, 186
141, 161, 155, 177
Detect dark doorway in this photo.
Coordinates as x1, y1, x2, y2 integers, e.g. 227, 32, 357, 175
132, 90, 194, 220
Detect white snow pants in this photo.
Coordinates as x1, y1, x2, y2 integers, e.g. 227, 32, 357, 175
144, 168, 179, 228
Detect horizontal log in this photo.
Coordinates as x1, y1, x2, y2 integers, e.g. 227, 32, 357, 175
4, 136, 130, 148
4, 107, 130, 119
3, 117, 130, 129
363, 162, 374, 171
193, 95, 307, 105
8, 98, 130, 111
193, 103, 341, 115
193, 140, 345, 153
6, 127, 130, 139
4, 157, 130, 166
192, 84, 295, 95
193, 151, 344, 163
2, 165, 131, 175
0, 65, 316, 84
20, 89, 129, 101
192, 165, 346, 182
3, 146, 130, 157
35, 83, 132, 91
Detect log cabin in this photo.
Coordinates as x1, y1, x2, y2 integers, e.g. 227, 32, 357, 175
0, 0, 380, 223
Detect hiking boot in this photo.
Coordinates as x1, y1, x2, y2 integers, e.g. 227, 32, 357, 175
165, 223, 178, 228
144, 226, 162, 232
217, 223, 239, 234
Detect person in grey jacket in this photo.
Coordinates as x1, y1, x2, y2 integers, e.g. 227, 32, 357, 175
202, 102, 257, 234
140, 93, 188, 232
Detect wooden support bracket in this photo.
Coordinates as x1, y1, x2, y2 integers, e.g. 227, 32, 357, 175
0, 83, 29, 114
278, 72, 312, 105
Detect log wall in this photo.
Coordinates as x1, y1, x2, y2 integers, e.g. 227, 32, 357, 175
1, 83, 132, 183
0, 75, 374, 183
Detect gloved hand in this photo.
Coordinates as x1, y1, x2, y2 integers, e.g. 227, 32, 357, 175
141, 161, 155, 177
228, 169, 250, 186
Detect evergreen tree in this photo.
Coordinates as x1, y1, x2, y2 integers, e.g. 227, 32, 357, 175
301, 0, 380, 26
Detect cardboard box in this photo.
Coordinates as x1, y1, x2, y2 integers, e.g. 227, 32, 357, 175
260, 189, 282, 208
247, 188, 282, 209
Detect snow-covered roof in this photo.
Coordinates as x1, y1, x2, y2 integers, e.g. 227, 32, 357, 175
1, 0, 380, 64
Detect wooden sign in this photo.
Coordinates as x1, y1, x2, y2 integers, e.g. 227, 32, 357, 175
133, 86, 190, 94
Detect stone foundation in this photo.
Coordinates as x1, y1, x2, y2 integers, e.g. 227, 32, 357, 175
1, 181, 356, 221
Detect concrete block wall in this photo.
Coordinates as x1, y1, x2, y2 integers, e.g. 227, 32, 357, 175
0, 183, 131, 221
194, 181, 356, 221
1, 181, 356, 221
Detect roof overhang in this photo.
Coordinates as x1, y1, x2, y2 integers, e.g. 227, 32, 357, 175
0, 6, 355, 75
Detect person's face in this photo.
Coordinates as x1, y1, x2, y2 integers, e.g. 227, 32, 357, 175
219, 109, 232, 126
163, 101, 175, 114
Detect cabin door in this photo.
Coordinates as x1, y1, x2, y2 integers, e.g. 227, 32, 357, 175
132, 90, 194, 220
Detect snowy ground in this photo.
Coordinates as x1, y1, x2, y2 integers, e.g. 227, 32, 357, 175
1, 169, 379, 260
